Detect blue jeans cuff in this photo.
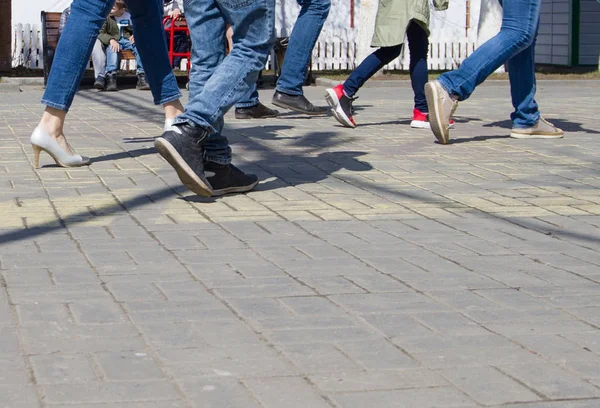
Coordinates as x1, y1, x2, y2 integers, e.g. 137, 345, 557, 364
236, 101, 259, 108
205, 156, 231, 165
275, 87, 303, 96
157, 93, 183, 106
41, 100, 68, 112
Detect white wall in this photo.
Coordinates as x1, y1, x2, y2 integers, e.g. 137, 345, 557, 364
12, 0, 71, 27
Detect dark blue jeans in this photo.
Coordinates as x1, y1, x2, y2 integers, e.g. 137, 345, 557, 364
275, 0, 331, 96
437, 0, 541, 127
42, 0, 181, 111
343, 22, 429, 112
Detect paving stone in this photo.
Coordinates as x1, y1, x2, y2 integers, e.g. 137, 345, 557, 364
330, 386, 477, 408
95, 351, 165, 381
311, 369, 447, 392
158, 344, 297, 378
2, 83, 600, 406
40, 381, 181, 404
178, 378, 263, 408
17, 303, 72, 325
0, 355, 31, 385
498, 363, 600, 399
440, 366, 542, 405
30, 353, 98, 384
243, 376, 332, 408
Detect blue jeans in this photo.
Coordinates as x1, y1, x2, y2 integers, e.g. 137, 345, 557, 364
275, 0, 330, 96
176, 0, 275, 164
42, 0, 181, 111
106, 38, 144, 74
437, 0, 540, 127
344, 21, 429, 112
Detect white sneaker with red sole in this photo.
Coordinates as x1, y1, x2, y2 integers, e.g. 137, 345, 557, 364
410, 108, 455, 129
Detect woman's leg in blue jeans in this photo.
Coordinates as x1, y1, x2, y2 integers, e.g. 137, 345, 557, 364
125, 0, 182, 105
41, 0, 113, 111
343, 44, 402, 97
436, 0, 540, 103
407, 22, 429, 113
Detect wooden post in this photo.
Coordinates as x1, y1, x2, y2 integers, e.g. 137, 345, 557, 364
0, 0, 11, 73
465, 0, 470, 37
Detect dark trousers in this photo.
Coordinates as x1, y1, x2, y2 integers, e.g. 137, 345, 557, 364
343, 21, 429, 112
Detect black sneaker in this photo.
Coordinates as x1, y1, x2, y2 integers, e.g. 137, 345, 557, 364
154, 124, 213, 197
205, 162, 258, 196
137, 73, 150, 90
105, 72, 118, 92
235, 102, 279, 119
272, 91, 328, 115
94, 75, 105, 90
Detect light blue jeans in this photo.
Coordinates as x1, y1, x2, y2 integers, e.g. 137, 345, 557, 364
105, 37, 144, 75
177, 0, 275, 164
437, 0, 540, 127
42, 0, 181, 111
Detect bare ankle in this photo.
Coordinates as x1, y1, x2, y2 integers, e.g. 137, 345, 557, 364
163, 100, 184, 119
39, 107, 67, 137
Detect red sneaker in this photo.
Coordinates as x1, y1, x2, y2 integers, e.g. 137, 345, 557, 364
410, 108, 454, 129
325, 84, 357, 128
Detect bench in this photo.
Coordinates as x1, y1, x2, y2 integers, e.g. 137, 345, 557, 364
41, 11, 137, 85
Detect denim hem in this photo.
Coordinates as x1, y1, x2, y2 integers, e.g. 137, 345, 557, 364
205, 156, 231, 165
41, 100, 69, 112
157, 93, 183, 106
173, 117, 216, 133
275, 87, 303, 97
235, 101, 259, 108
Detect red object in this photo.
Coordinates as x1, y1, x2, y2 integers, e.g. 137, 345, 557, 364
350, 0, 354, 28
163, 16, 191, 71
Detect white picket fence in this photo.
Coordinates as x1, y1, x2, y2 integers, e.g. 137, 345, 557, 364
12, 24, 476, 72
12, 24, 43, 69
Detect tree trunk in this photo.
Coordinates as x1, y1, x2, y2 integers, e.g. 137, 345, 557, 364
0, 0, 11, 73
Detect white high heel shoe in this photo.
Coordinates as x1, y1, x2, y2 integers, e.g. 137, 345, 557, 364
30, 126, 91, 168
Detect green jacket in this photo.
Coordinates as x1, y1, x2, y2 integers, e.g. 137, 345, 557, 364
97, 17, 120, 46
371, 0, 449, 47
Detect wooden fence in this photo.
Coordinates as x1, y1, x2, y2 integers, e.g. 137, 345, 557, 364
13, 24, 476, 73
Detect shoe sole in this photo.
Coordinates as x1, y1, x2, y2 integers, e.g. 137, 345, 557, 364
94, 83, 104, 90
424, 82, 450, 144
410, 120, 430, 129
324, 89, 356, 128
212, 180, 259, 196
510, 132, 564, 139
154, 137, 213, 197
272, 98, 328, 116
410, 120, 455, 129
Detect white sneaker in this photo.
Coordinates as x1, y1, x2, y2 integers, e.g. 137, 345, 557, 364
424, 80, 458, 144
510, 117, 564, 139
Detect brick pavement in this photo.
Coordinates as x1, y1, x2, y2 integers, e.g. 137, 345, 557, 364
0, 80, 599, 407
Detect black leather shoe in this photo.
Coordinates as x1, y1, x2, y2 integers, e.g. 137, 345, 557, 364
154, 124, 213, 197
272, 91, 329, 115
136, 73, 150, 90
235, 102, 279, 119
